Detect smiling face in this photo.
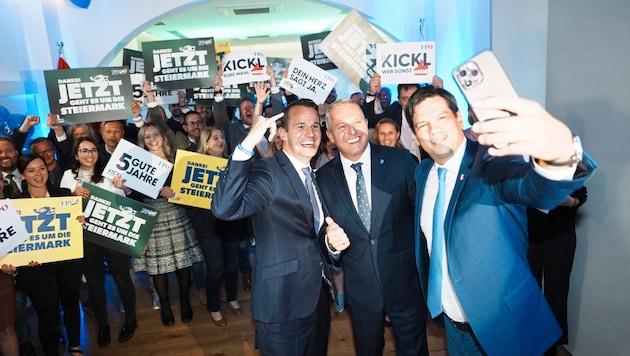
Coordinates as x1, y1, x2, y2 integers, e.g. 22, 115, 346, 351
75, 140, 99, 171
205, 128, 226, 157
20, 157, 48, 190
183, 113, 203, 140
0, 139, 19, 173
376, 122, 400, 147
281, 105, 321, 165
197, 105, 213, 125
143, 125, 164, 154
326, 101, 369, 162
411, 95, 465, 165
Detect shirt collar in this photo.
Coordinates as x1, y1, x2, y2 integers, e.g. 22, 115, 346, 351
436, 139, 467, 174
339, 142, 371, 168
282, 150, 312, 176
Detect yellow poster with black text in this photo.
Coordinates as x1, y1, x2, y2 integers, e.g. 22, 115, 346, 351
0, 197, 83, 267
169, 150, 227, 210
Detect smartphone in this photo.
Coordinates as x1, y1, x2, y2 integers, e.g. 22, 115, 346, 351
452, 50, 518, 122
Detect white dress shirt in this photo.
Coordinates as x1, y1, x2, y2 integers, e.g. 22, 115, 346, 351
421, 139, 579, 322
2, 169, 23, 193
283, 151, 323, 232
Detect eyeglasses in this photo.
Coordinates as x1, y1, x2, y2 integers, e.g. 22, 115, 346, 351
35, 148, 55, 156
185, 120, 203, 127
78, 148, 98, 155
144, 132, 161, 140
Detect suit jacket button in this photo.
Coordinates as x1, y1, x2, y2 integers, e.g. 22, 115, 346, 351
370, 239, 376, 245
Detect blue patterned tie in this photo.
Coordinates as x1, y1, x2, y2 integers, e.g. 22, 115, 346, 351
302, 167, 320, 231
351, 162, 370, 232
428, 167, 447, 318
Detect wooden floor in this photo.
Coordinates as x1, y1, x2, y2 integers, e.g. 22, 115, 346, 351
24, 271, 449, 355
27, 271, 574, 355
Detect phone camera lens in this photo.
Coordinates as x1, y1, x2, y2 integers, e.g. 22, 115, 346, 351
459, 70, 467, 77
465, 80, 472, 87
471, 70, 478, 76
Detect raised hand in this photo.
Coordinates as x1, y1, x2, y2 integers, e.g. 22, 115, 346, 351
472, 96, 576, 168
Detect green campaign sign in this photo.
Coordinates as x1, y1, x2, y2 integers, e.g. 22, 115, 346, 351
82, 183, 159, 257
142, 37, 218, 91
44, 67, 134, 125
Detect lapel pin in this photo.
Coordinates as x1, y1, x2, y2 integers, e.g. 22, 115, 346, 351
459, 173, 464, 181
380, 159, 384, 164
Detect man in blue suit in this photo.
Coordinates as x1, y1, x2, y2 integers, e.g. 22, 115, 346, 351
405, 87, 597, 355
212, 99, 347, 356
316, 99, 428, 356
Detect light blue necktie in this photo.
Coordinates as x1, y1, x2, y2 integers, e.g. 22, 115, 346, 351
351, 162, 370, 232
428, 167, 447, 318
302, 167, 320, 232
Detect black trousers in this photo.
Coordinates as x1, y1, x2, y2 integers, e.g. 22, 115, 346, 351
18, 261, 81, 356
349, 301, 429, 356
256, 280, 330, 356
83, 241, 136, 326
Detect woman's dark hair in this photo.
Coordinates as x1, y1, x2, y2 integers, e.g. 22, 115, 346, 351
17, 153, 45, 174
17, 153, 53, 192
70, 136, 106, 184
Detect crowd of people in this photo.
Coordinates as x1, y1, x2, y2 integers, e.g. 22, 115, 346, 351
0, 65, 596, 356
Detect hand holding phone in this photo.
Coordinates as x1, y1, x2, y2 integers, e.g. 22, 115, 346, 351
453, 50, 518, 122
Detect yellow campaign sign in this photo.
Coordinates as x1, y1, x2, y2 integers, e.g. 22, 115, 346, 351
169, 150, 227, 210
215, 40, 231, 66
0, 196, 84, 267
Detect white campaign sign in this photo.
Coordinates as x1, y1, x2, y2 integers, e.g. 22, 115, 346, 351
130, 73, 182, 106
0, 199, 29, 259
376, 42, 436, 84
102, 139, 173, 198
279, 57, 338, 104
221, 51, 270, 86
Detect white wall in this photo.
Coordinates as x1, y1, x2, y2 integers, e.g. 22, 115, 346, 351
544, 1, 629, 354
491, 0, 548, 105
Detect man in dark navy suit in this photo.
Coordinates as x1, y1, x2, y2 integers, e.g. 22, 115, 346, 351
316, 99, 428, 356
212, 99, 347, 356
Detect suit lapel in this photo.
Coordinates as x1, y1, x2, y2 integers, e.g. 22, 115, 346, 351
369, 144, 389, 238
414, 159, 432, 294
328, 155, 367, 233
443, 140, 476, 241
276, 151, 315, 233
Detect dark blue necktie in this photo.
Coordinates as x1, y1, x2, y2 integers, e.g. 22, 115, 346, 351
351, 162, 370, 232
428, 167, 447, 318
302, 167, 320, 231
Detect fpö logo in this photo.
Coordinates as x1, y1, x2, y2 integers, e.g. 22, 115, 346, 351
60, 198, 80, 206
